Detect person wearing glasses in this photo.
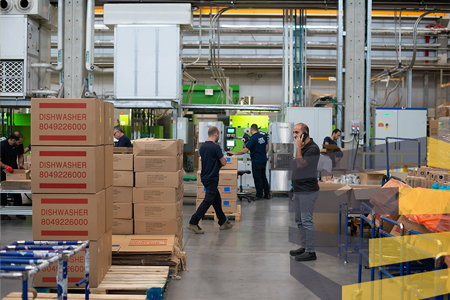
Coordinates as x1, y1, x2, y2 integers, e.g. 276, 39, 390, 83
114, 126, 132, 147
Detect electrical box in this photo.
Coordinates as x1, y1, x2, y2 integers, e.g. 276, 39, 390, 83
198, 122, 224, 149
176, 117, 188, 144
350, 120, 361, 135
0, 15, 51, 99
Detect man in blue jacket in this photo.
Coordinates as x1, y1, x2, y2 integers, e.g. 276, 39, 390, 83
227, 124, 270, 200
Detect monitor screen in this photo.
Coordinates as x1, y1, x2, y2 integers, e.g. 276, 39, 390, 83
226, 140, 236, 148
226, 127, 236, 134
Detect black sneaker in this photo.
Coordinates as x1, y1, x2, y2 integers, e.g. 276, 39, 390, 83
295, 252, 317, 261
263, 194, 272, 199
254, 197, 263, 201
289, 247, 305, 256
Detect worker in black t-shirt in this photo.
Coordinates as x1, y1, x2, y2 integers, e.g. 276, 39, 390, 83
188, 126, 233, 234
322, 129, 341, 149
1, 133, 26, 220
114, 126, 132, 147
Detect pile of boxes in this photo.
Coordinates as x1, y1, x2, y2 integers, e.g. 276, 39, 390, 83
405, 167, 450, 188
31, 98, 114, 288
196, 156, 238, 214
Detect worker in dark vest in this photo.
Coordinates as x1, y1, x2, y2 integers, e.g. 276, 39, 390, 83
322, 129, 341, 148
114, 126, 132, 147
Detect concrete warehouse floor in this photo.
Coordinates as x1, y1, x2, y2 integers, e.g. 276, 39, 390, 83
1, 194, 372, 300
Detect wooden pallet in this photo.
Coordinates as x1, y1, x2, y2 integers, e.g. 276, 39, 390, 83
90, 266, 169, 300
204, 205, 241, 222
3, 293, 146, 300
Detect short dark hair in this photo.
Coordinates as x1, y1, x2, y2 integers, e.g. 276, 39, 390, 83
251, 124, 258, 131
332, 129, 341, 135
114, 126, 124, 133
9, 134, 20, 141
13, 131, 23, 138
208, 126, 219, 137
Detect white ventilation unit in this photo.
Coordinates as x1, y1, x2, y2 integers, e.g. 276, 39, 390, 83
0, 0, 50, 21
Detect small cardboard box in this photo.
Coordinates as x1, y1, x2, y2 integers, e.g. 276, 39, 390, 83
430, 120, 439, 137
434, 171, 450, 184
133, 155, 182, 172
416, 168, 428, 178
4, 169, 31, 180
133, 185, 183, 203
105, 186, 113, 231
391, 215, 432, 236
196, 185, 237, 200
32, 146, 105, 194
196, 170, 237, 186
199, 156, 238, 170
134, 170, 183, 188
134, 201, 182, 220
104, 101, 114, 145
32, 191, 106, 240
196, 198, 237, 213
359, 171, 385, 185
31, 98, 104, 146
105, 145, 113, 188
133, 139, 183, 157
113, 219, 134, 235
34, 229, 112, 288
113, 187, 133, 203
113, 154, 134, 171
113, 171, 134, 187
134, 216, 182, 235
113, 203, 133, 219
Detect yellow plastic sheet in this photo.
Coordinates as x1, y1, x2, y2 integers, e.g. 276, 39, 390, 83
399, 187, 450, 215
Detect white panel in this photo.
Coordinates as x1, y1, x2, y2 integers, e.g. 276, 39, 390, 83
157, 26, 179, 99
374, 109, 398, 145
136, 26, 156, 98
0, 16, 26, 59
115, 26, 136, 99
397, 109, 427, 139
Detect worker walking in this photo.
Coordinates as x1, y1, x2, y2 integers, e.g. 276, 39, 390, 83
188, 126, 233, 234
227, 124, 270, 200
114, 126, 132, 147
289, 123, 320, 261
1, 133, 26, 220
323, 129, 341, 148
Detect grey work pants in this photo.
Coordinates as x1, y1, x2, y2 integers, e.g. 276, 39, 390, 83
293, 191, 320, 252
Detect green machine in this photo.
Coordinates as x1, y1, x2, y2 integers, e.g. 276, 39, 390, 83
229, 115, 269, 151
183, 84, 239, 104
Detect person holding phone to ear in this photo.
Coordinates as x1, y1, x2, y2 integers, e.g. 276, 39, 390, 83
289, 123, 320, 261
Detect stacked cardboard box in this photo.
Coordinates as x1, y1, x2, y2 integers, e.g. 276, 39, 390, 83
112, 152, 134, 234
196, 156, 238, 213
133, 139, 184, 242
30, 98, 114, 288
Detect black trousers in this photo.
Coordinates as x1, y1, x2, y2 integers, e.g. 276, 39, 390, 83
190, 180, 227, 226
1, 175, 22, 206
252, 161, 270, 198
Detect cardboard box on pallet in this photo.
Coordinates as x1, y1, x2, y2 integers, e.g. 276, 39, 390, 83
113, 203, 133, 219
197, 170, 237, 186
32, 191, 106, 241
133, 155, 183, 172
104, 101, 114, 145
134, 170, 183, 188
133, 184, 183, 203
113, 219, 134, 235
199, 156, 238, 170
196, 185, 238, 200
1, 170, 31, 190
113, 187, 133, 203
134, 215, 183, 235
34, 228, 112, 288
104, 145, 113, 188
196, 199, 237, 213
113, 171, 134, 187
31, 146, 105, 194
134, 201, 182, 220
113, 154, 134, 171
31, 98, 104, 146
430, 120, 439, 137
133, 139, 183, 156
105, 187, 113, 231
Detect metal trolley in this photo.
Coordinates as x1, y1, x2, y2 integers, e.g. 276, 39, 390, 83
0, 240, 90, 300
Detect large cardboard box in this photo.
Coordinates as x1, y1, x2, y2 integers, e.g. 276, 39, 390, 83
112, 235, 127, 253
437, 102, 450, 118
34, 229, 112, 288
32, 146, 105, 194
104, 101, 114, 145
196, 170, 237, 186
391, 215, 432, 236
113, 147, 133, 154
113, 203, 133, 219
133, 155, 182, 172
199, 156, 238, 170
133, 185, 183, 203
105, 187, 113, 231
196, 185, 237, 200
113, 154, 134, 171
430, 120, 439, 137
31, 98, 104, 146
113, 171, 134, 187
134, 216, 182, 235
32, 191, 106, 240
134, 201, 182, 220
134, 170, 183, 188
196, 199, 237, 213
113, 187, 133, 203
133, 139, 183, 156
105, 145, 113, 188
113, 219, 133, 235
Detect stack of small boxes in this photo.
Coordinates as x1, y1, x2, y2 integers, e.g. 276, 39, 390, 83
132, 139, 184, 243
31, 98, 114, 288
196, 156, 238, 214
112, 149, 134, 234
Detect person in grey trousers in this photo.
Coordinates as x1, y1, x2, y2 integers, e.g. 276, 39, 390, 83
289, 123, 320, 261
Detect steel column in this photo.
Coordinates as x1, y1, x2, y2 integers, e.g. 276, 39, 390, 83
336, 0, 344, 143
